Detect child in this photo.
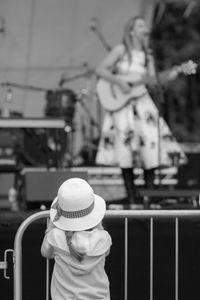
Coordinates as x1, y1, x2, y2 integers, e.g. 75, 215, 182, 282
41, 177, 112, 300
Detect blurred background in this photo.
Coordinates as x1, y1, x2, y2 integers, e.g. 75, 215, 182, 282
0, 0, 198, 150
0, 0, 199, 205
1, 2, 200, 300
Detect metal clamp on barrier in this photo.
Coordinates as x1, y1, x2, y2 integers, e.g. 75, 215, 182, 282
0, 249, 14, 279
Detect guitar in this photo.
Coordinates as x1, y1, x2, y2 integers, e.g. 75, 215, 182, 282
96, 60, 197, 112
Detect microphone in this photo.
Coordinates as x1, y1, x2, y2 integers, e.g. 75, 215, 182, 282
154, 2, 166, 23
2, 88, 12, 117
144, 30, 151, 36
6, 88, 13, 103
183, 1, 195, 18
90, 17, 97, 31
142, 34, 151, 51
59, 74, 67, 87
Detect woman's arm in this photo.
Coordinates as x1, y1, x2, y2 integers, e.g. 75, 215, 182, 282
144, 53, 178, 87
96, 44, 132, 93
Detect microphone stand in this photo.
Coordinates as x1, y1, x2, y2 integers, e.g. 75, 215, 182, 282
149, 47, 165, 189
90, 18, 112, 152
90, 17, 112, 52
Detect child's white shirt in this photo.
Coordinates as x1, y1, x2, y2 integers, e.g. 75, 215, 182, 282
41, 227, 112, 300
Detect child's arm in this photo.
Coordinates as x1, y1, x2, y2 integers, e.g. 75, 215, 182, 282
41, 220, 55, 258
41, 234, 54, 258
45, 220, 55, 234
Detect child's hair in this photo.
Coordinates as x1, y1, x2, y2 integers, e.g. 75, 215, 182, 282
65, 231, 84, 262
65, 222, 104, 262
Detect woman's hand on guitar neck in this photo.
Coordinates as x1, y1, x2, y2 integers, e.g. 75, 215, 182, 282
165, 68, 178, 81
142, 74, 158, 87
145, 69, 177, 87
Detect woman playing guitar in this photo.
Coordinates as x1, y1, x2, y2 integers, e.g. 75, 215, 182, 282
95, 16, 189, 208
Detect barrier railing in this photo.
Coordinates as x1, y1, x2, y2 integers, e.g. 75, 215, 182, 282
2, 209, 200, 300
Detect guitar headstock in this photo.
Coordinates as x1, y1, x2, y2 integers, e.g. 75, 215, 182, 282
176, 60, 198, 75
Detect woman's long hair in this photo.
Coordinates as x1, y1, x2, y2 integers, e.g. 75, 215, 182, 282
122, 16, 149, 66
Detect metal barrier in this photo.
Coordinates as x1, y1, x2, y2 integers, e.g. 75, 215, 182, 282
2, 209, 200, 300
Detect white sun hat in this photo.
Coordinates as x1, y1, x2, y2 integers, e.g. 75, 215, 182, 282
50, 178, 106, 231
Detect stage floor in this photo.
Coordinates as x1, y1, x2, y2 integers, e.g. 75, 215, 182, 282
0, 165, 199, 211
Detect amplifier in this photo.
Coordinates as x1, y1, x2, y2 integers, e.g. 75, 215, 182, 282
22, 169, 88, 204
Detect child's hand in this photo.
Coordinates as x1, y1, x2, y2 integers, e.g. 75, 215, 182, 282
45, 220, 55, 234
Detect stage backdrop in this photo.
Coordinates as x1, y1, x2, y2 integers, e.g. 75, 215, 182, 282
0, 0, 155, 155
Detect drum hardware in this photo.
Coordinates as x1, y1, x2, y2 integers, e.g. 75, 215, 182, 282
77, 92, 100, 131
90, 17, 112, 52
77, 137, 99, 165
45, 89, 78, 168
1, 88, 13, 117
56, 67, 100, 166
20, 128, 54, 167
0, 122, 66, 169
0, 63, 98, 168
0, 81, 76, 168
70, 91, 100, 165
45, 88, 77, 121
0, 69, 92, 92
58, 67, 94, 87
1, 81, 51, 92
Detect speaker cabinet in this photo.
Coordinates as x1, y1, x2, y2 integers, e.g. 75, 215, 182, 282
177, 153, 200, 188
23, 169, 88, 206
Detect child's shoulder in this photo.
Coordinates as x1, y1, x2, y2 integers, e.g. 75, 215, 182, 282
48, 227, 64, 238
72, 228, 112, 257
88, 228, 112, 256
47, 227, 68, 251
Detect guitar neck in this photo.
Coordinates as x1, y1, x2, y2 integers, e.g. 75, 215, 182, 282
121, 60, 196, 90
127, 70, 172, 88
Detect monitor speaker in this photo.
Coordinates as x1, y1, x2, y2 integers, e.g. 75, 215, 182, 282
23, 169, 88, 207
177, 153, 200, 188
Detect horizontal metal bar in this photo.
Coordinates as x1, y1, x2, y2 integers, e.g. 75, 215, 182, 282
105, 210, 200, 219
13, 209, 200, 223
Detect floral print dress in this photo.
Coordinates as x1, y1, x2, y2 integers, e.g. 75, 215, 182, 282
95, 49, 187, 169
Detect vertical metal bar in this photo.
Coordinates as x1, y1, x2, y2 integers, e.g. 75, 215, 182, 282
14, 230, 23, 300
46, 259, 49, 300
46, 218, 50, 300
175, 218, 179, 300
150, 218, 154, 300
124, 217, 128, 300
14, 211, 50, 300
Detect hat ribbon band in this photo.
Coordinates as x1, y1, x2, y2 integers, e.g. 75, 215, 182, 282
52, 200, 95, 222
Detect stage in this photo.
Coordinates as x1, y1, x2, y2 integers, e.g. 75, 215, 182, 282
0, 162, 200, 212
1, 163, 199, 216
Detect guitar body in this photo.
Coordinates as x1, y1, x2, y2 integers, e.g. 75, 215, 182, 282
96, 60, 197, 112
96, 73, 147, 112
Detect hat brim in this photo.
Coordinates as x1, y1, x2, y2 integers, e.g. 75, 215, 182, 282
50, 194, 106, 231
